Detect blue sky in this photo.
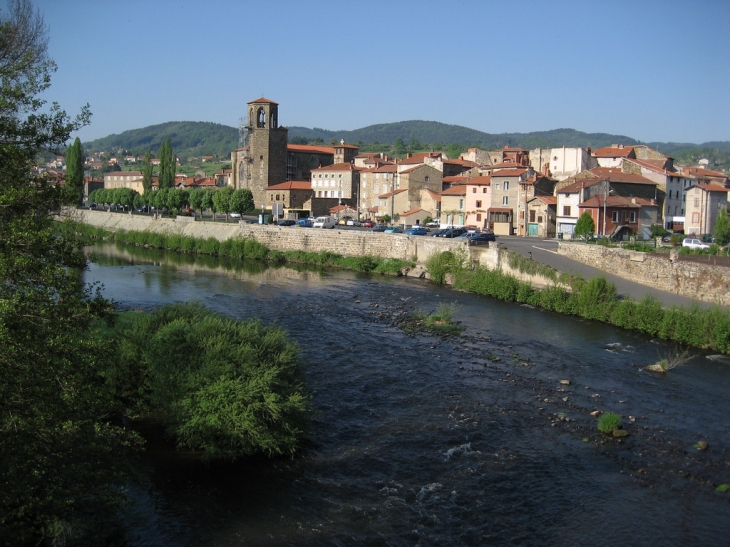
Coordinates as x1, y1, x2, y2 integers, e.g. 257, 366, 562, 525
19, 0, 730, 145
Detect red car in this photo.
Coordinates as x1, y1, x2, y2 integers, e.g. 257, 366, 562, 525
362, 219, 374, 228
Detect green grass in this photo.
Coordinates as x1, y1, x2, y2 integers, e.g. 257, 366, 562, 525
597, 412, 622, 433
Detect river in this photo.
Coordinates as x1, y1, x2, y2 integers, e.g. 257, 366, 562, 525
85, 242, 730, 547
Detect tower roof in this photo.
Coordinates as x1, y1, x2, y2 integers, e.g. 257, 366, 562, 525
248, 97, 278, 105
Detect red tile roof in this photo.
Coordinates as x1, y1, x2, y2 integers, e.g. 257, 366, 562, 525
579, 196, 656, 208
443, 175, 467, 183
440, 186, 466, 196
691, 183, 729, 193
592, 144, 635, 157
287, 144, 335, 155
492, 168, 529, 177
425, 189, 442, 201
559, 178, 602, 193
247, 97, 278, 105
530, 195, 557, 205
401, 208, 428, 217
267, 180, 312, 191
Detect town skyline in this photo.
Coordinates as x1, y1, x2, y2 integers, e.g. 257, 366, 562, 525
27, 0, 730, 145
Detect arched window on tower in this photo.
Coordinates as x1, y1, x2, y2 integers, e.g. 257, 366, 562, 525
249, 108, 254, 127
257, 107, 266, 128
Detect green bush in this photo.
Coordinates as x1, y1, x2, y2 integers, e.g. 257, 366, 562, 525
575, 276, 617, 321
597, 412, 622, 433
117, 303, 310, 460
197, 237, 220, 255
243, 238, 268, 260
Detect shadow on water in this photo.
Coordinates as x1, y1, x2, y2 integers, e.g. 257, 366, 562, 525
85, 242, 730, 547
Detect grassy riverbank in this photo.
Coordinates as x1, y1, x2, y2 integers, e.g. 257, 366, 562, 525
61, 220, 414, 276
425, 249, 730, 354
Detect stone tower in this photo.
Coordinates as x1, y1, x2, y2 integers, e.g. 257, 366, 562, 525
232, 97, 288, 207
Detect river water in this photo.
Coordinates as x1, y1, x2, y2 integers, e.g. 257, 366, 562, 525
85, 243, 730, 547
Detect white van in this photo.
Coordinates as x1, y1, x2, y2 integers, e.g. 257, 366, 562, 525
313, 216, 336, 229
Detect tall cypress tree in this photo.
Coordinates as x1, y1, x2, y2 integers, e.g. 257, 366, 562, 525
142, 149, 153, 196
158, 138, 175, 188
65, 136, 84, 205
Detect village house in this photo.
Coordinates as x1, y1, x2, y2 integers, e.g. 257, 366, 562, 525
377, 188, 409, 222
526, 195, 557, 238
578, 195, 659, 240
592, 144, 636, 168
683, 183, 729, 237
529, 146, 598, 181
462, 176, 492, 229
360, 163, 397, 217
439, 185, 466, 227
517, 174, 557, 236
488, 167, 532, 235
104, 171, 144, 194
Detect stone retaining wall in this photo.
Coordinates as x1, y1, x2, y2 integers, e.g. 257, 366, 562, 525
63, 209, 466, 263
558, 242, 730, 306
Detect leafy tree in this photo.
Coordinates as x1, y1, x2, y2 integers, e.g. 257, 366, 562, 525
189, 187, 204, 216
213, 185, 233, 219
142, 149, 153, 195
158, 138, 174, 188
0, 1, 140, 543
202, 188, 215, 216
393, 137, 406, 155
230, 187, 253, 215
65, 136, 84, 205
575, 211, 596, 241
713, 208, 730, 246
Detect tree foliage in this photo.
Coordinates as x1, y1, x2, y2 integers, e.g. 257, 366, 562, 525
0, 1, 140, 543
65, 136, 83, 204
157, 137, 174, 188
575, 211, 596, 241
230, 187, 254, 214
713, 208, 730, 246
117, 302, 310, 460
142, 149, 152, 195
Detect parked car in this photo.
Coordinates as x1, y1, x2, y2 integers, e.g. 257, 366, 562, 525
405, 227, 428, 236
426, 219, 440, 228
682, 238, 710, 250
296, 218, 313, 228
277, 219, 296, 226
384, 226, 404, 233
371, 224, 387, 232
229, 212, 241, 219
438, 227, 467, 238
346, 219, 361, 227
362, 219, 374, 228
430, 229, 447, 237
466, 232, 496, 245
85, 201, 97, 209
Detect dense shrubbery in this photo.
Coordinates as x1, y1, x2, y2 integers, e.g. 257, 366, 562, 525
426, 250, 730, 354
110, 303, 310, 459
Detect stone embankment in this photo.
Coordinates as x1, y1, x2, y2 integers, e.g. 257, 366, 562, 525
558, 242, 730, 306
63, 209, 466, 264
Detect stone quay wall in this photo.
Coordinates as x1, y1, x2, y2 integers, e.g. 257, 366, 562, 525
557, 242, 730, 306
63, 209, 467, 263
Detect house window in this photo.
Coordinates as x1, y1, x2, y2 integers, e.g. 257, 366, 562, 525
612, 211, 619, 222
476, 200, 482, 208
502, 196, 509, 206
495, 183, 501, 190
459, 199, 464, 209
476, 213, 481, 221
692, 212, 700, 223
529, 210, 536, 222
630, 211, 636, 223
504, 181, 509, 190
483, 188, 487, 193
694, 198, 699, 207
425, 176, 429, 183
563, 206, 571, 216
472, 187, 476, 193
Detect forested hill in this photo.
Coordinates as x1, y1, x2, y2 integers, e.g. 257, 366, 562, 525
82, 120, 730, 164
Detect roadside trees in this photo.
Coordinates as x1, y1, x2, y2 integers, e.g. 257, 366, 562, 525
213, 185, 234, 219
230, 188, 254, 216
158, 138, 175, 189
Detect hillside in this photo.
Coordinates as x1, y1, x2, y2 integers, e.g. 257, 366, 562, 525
82, 120, 730, 170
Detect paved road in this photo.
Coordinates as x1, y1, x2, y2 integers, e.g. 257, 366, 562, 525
495, 236, 720, 309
